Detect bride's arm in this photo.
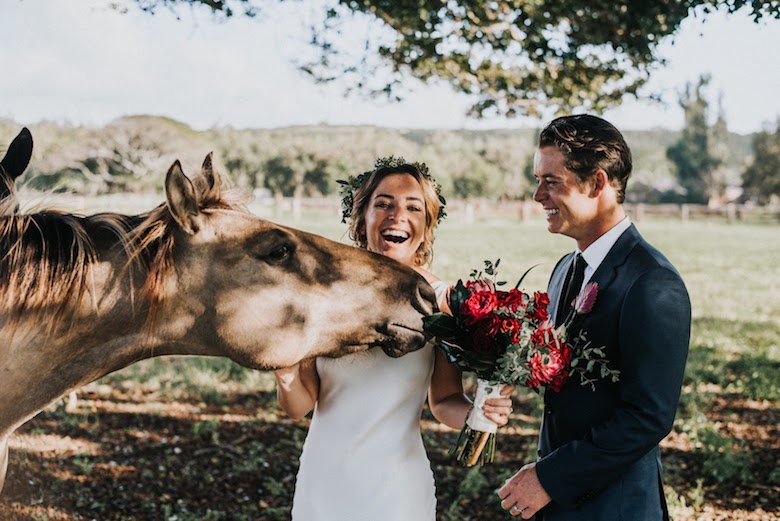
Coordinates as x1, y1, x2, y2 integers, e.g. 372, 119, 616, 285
428, 350, 472, 429
426, 274, 513, 428
273, 359, 319, 421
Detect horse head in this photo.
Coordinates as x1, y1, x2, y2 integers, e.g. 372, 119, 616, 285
0, 127, 33, 214
158, 154, 436, 369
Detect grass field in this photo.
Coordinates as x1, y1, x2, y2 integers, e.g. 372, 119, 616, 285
2, 197, 778, 520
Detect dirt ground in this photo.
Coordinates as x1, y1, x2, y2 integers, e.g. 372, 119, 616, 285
1, 385, 777, 521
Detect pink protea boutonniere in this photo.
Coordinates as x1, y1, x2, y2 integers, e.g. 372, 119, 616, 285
574, 282, 598, 315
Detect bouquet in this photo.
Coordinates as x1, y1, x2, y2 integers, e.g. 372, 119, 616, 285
422, 260, 619, 467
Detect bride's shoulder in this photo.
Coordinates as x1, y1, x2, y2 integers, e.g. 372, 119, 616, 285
413, 266, 441, 285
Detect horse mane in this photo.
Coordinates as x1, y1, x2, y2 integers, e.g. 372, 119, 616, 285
0, 166, 245, 337
0, 169, 19, 215
126, 170, 244, 335
0, 211, 134, 334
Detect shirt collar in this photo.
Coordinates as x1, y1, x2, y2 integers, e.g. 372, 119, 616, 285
578, 217, 632, 280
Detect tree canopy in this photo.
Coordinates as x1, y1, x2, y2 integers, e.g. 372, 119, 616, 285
122, 0, 779, 118
742, 119, 780, 204
666, 76, 726, 204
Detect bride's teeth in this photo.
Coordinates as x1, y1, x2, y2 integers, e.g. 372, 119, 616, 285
382, 230, 410, 243
546, 209, 559, 216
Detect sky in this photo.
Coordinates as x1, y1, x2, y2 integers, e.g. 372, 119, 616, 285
1, 0, 779, 135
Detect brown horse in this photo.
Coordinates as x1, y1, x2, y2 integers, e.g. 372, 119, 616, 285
0, 153, 436, 493
0, 127, 33, 215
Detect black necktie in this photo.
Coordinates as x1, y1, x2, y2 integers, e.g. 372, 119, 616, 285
556, 253, 586, 326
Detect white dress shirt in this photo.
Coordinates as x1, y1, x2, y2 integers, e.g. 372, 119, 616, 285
575, 217, 632, 291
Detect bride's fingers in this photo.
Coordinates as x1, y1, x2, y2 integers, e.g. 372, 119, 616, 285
483, 404, 513, 425
484, 399, 513, 412
484, 399, 514, 415
484, 412, 506, 426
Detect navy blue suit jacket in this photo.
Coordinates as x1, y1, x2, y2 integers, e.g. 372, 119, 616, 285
535, 224, 691, 521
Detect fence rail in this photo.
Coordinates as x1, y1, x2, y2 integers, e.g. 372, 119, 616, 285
20, 191, 780, 224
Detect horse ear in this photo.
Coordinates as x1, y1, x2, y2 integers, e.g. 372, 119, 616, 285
201, 152, 222, 193
165, 160, 201, 235
1, 127, 33, 180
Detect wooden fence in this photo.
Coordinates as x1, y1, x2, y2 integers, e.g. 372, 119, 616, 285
28, 192, 780, 225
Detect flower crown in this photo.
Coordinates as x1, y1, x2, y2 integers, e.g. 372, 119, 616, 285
337, 156, 447, 224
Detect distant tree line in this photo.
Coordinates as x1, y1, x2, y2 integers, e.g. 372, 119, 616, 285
1, 113, 777, 205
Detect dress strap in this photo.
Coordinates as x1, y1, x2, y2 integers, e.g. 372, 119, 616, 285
429, 279, 450, 309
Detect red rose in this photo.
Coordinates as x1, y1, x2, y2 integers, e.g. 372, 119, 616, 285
470, 320, 498, 355
497, 289, 526, 313
483, 314, 505, 335
498, 318, 523, 343
531, 291, 550, 321
547, 344, 572, 392
461, 291, 498, 326
530, 326, 557, 348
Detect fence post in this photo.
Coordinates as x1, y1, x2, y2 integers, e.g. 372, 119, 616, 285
681, 204, 690, 223
464, 201, 475, 224
519, 200, 533, 222
635, 203, 645, 222
726, 203, 737, 223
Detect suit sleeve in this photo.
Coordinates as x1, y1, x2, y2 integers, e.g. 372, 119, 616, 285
535, 266, 691, 507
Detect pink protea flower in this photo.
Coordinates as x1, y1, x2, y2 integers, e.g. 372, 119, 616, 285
574, 282, 598, 314
466, 279, 495, 294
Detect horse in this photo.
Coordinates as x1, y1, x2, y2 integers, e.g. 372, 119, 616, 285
0, 152, 436, 493
0, 127, 33, 215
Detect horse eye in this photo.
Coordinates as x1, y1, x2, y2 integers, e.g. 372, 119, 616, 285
265, 243, 293, 264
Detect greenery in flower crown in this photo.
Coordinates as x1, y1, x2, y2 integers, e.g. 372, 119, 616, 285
337, 155, 447, 224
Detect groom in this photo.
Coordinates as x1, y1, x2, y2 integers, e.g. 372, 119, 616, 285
498, 115, 691, 520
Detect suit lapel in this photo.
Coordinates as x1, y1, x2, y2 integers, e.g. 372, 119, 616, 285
589, 224, 641, 290
551, 225, 643, 329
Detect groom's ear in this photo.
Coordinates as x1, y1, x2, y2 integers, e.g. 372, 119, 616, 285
590, 169, 609, 197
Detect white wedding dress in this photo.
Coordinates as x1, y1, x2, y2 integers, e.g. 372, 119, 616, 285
291, 280, 448, 521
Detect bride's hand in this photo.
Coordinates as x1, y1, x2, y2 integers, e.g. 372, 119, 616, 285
273, 363, 300, 382
481, 385, 515, 427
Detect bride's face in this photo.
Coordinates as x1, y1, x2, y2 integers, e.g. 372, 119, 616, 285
363, 173, 426, 267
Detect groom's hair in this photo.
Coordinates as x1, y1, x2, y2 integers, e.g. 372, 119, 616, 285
538, 114, 632, 204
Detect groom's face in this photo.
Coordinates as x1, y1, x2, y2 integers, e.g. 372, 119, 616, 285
533, 147, 599, 245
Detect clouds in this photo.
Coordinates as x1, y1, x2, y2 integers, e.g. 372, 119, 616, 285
1, 1, 778, 134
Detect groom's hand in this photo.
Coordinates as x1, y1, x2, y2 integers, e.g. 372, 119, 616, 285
497, 462, 551, 518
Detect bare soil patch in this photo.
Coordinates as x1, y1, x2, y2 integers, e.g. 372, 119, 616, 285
1, 387, 777, 520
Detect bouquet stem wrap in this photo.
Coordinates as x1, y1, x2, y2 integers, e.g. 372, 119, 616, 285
451, 378, 502, 467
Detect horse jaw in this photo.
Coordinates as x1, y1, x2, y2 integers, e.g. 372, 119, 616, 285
0, 436, 7, 494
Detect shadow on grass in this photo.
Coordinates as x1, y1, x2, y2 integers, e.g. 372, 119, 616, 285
2, 402, 302, 521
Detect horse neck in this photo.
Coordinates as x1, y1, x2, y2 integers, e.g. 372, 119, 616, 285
0, 217, 206, 438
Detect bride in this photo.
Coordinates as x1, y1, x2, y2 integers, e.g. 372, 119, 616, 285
273, 157, 513, 520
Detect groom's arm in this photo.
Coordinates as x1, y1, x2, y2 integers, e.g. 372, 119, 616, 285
535, 265, 691, 508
